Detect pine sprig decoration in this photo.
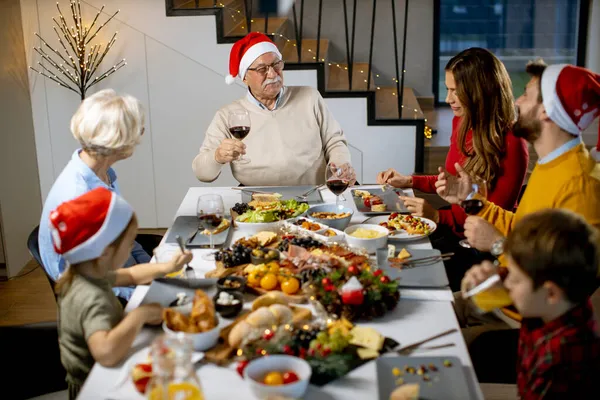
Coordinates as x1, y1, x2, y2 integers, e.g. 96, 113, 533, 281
29, 1, 126, 100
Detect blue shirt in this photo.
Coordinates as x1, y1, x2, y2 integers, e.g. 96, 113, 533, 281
537, 137, 582, 164
38, 149, 150, 300
246, 87, 285, 110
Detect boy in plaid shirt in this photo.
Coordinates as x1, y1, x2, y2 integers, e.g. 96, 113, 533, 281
502, 209, 600, 399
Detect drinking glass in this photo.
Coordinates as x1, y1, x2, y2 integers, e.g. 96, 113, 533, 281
197, 194, 225, 261
153, 244, 185, 278
459, 176, 488, 248
325, 162, 354, 208
228, 110, 251, 164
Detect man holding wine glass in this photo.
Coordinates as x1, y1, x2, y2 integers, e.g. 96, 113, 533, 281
192, 32, 353, 186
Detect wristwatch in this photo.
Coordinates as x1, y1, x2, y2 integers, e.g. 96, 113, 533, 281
491, 238, 506, 257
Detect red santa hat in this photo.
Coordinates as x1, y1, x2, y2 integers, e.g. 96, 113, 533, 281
225, 32, 282, 85
49, 187, 134, 264
540, 64, 600, 160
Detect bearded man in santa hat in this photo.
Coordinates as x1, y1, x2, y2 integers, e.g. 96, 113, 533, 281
192, 32, 353, 186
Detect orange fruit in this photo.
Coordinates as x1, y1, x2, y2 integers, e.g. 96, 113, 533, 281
263, 371, 284, 386
260, 273, 278, 290
281, 277, 300, 295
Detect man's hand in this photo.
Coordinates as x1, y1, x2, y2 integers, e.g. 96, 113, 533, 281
434, 163, 473, 204
461, 261, 498, 298
162, 250, 193, 275
399, 196, 439, 222
376, 168, 412, 188
330, 162, 357, 186
215, 139, 246, 164
464, 216, 504, 252
135, 303, 164, 326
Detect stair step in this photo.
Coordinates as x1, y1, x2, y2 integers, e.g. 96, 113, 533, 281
279, 39, 329, 63
327, 63, 376, 92
225, 16, 289, 37
375, 87, 424, 119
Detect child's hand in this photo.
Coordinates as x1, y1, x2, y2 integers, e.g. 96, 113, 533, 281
136, 303, 164, 325
163, 250, 193, 275
461, 261, 498, 298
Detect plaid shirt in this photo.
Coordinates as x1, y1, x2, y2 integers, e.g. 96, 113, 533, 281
517, 301, 600, 399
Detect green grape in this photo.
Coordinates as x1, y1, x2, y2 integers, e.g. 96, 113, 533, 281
309, 339, 319, 349
316, 332, 328, 342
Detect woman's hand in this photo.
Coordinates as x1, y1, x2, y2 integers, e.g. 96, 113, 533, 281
162, 250, 193, 275
399, 196, 439, 222
460, 261, 499, 298
215, 138, 246, 164
376, 168, 412, 188
434, 163, 473, 204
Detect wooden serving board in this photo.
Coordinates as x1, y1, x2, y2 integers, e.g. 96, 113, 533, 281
245, 287, 308, 304
204, 306, 313, 365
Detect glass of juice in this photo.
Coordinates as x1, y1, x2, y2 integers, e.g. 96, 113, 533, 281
464, 274, 512, 313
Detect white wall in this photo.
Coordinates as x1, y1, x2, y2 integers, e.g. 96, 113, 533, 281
21, 0, 418, 228
586, 0, 600, 74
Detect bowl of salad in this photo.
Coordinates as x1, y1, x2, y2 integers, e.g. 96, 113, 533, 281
233, 194, 309, 234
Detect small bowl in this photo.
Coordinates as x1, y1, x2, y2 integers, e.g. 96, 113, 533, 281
307, 204, 354, 231
244, 355, 312, 399
235, 220, 282, 235
162, 315, 221, 351
250, 248, 280, 265
213, 291, 244, 318
344, 224, 389, 254
217, 276, 247, 293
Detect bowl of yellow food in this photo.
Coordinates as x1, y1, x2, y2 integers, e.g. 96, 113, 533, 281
344, 224, 389, 254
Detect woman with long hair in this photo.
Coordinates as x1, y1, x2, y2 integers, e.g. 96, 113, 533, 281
377, 47, 529, 289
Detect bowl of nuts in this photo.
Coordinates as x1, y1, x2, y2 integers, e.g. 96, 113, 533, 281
250, 248, 280, 265
307, 204, 354, 231
217, 276, 247, 293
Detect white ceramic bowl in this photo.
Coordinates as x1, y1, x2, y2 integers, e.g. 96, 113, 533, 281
234, 220, 282, 235
344, 224, 389, 254
244, 355, 312, 399
306, 204, 354, 231
162, 315, 221, 351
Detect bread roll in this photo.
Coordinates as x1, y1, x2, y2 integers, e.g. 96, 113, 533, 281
245, 306, 277, 327
268, 304, 293, 324
251, 291, 290, 311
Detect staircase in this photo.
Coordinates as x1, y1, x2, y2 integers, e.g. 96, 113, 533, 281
167, 0, 427, 171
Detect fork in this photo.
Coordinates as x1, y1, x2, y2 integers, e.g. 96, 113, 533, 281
295, 185, 323, 201
175, 235, 195, 279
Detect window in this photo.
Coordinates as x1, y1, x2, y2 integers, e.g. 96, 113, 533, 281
434, 0, 586, 104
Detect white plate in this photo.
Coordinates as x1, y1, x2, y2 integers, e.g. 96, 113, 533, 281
109, 345, 205, 398
363, 215, 437, 241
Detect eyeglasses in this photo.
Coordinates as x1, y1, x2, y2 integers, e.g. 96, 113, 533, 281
247, 60, 284, 76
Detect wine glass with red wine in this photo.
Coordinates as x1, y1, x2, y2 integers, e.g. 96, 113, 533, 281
228, 109, 251, 164
325, 162, 354, 207
197, 194, 225, 261
459, 177, 488, 248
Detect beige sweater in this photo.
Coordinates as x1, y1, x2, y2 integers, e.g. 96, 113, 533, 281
192, 86, 351, 186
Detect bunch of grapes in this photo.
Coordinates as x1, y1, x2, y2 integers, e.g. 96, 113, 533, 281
299, 267, 328, 285
309, 330, 350, 355
232, 202, 251, 215
291, 327, 320, 349
278, 236, 322, 252
214, 244, 252, 267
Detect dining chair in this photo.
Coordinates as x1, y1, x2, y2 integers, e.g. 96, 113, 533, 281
28, 226, 57, 300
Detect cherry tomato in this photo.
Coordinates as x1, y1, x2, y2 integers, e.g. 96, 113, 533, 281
373, 270, 383, 277
363, 197, 371, 208
324, 284, 336, 292
380, 275, 391, 284
390, 212, 399, 219
283, 371, 300, 384
282, 345, 294, 355
263, 371, 284, 386
281, 277, 300, 295
236, 360, 249, 377
347, 265, 359, 275
260, 273, 278, 290
322, 277, 332, 286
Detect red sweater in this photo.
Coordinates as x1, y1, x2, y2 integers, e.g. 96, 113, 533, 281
412, 116, 529, 236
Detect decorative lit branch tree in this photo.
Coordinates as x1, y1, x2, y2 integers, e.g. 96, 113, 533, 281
29, 1, 126, 100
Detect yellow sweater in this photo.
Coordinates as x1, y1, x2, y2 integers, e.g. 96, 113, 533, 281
479, 143, 600, 238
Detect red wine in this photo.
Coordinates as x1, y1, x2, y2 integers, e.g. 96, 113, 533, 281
199, 214, 224, 230
326, 179, 350, 196
461, 199, 484, 215
230, 126, 250, 140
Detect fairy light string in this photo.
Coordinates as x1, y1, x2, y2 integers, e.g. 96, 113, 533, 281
29, 1, 126, 100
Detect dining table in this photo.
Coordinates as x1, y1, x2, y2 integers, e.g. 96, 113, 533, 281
78, 185, 484, 400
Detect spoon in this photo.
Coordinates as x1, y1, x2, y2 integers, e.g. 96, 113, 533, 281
175, 235, 195, 279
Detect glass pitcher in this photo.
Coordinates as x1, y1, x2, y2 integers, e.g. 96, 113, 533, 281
147, 334, 204, 400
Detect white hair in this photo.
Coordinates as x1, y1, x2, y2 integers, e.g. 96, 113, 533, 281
71, 89, 145, 156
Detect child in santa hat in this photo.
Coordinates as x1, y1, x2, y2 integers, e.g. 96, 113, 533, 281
51, 187, 192, 398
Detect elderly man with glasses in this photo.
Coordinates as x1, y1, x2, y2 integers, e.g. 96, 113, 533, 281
193, 33, 353, 186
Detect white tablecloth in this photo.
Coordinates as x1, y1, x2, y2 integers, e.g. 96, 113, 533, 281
78, 186, 483, 400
